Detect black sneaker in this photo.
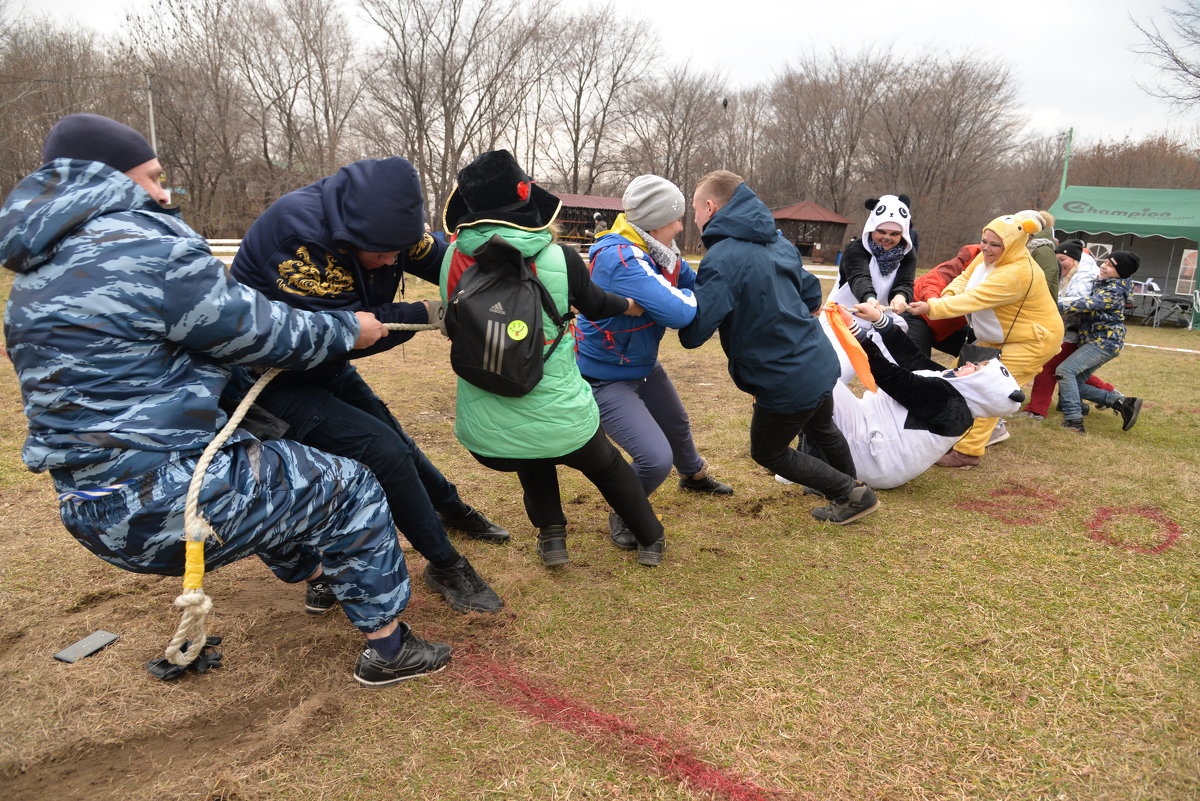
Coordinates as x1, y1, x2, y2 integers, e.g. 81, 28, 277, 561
439, 505, 510, 543
304, 580, 337, 615
352, 623, 451, 687
423, 556, 504, 614
811, 483, 880, 525
536, 525, 568, 567
607, 512, 637, 550
678, 474, 734, 495
636, 537, 666, 567
1062, 418, 1085, 434
1114, 396, 1143, 431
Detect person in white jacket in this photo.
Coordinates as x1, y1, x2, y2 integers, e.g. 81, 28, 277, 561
799, 304, 1026, 489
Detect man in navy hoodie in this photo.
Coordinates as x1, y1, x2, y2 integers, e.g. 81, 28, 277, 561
231, 158, 508, 614
678, 170, 881, 524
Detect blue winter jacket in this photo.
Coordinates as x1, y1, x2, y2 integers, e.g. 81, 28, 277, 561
0, 159, 359, 490
678, 183, 837, 413
232, 157, 447, 360
576, 219, 697, 381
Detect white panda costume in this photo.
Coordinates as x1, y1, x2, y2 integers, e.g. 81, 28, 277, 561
825, 194, 917, 382
826, 316, 1024, 489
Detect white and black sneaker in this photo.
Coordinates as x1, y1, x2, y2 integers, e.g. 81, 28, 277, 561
304, 580, 337, 615
353, 623, 452, 687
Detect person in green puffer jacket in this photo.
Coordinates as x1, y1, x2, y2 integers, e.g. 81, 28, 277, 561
439, 150, 666, 568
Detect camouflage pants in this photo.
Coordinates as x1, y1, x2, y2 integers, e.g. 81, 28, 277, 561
59, 439, 409, 633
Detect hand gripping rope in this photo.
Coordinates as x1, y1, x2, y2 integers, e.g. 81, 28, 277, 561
153, 322, 438, 679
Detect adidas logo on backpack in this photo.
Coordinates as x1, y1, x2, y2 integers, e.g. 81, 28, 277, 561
489, 302, 505, 314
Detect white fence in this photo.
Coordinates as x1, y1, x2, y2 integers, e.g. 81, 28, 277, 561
208, 239, 241, 266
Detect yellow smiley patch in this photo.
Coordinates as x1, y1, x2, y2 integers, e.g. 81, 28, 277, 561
507, 320, 529, 340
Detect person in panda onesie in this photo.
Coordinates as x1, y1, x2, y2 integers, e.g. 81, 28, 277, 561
823, 303, 1026, 489
824, 194, 917, 382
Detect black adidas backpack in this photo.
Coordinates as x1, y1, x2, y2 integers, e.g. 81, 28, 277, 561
444, 234, 573, 397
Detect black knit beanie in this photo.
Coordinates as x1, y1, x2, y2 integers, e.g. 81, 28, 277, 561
42, 113, 156, 172
1109, 250, 1140, 279
1054, 239, 1083, 262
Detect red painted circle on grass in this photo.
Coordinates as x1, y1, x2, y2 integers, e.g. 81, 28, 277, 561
1085, 506, 1183, 555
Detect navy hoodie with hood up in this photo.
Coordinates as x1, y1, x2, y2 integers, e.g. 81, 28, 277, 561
679, 183, 839, 413
232, 157, 446, 359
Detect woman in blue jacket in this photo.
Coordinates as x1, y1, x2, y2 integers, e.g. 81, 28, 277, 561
576, 175, 732, 549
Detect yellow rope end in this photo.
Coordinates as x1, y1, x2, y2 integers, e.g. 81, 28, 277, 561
182, 539, 205, 591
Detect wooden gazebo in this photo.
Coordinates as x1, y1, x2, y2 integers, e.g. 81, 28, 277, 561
555, 193, 625, 246
771, 200, 851, 264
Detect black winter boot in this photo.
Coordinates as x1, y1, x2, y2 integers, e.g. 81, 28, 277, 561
536, 525, 568, 567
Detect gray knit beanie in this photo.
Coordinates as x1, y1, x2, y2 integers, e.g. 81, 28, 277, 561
623, 175, 685, 231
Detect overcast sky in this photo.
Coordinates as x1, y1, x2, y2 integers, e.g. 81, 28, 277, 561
17, 0, 1196, 145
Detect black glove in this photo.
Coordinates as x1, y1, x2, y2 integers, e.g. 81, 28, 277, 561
145, 636, 224, 681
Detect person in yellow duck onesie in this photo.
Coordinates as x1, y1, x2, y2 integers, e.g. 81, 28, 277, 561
907, 214, 1064, 467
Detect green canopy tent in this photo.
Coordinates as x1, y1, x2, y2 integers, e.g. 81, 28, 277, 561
1048, 187, 1199, 312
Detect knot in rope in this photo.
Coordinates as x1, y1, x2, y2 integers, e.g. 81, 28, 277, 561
164, 588, 214, 666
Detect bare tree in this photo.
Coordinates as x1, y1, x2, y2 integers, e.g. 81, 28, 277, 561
992, 131, 1068, 217
1067, 133, 1200, 188
615, 63, 725, 252
0, 15, 120, 192
120, 0, 257, 236
1134, 1, 1200, 106
359, 0, 558, 223
763, 52, 894, 216
540, 3, 658, 193
230, 0, 369, 195
619, 63, 724, 182
715, 87, 771, 198
860, 56, 1021, 262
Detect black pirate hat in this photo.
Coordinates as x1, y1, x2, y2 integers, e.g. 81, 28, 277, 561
443, 149, 561, 232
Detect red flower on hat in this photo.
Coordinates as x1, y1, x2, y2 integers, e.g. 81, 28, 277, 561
516, 180, 530, 201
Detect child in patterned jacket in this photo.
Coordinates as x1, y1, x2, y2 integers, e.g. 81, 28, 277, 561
1055, 251, 1144, 433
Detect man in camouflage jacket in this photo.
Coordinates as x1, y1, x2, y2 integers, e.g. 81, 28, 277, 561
0, 114, 449, 685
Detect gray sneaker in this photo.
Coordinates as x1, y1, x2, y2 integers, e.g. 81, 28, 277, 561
353, 623, 451, 687
811, 483, 880, 525
423, 556, 504, 613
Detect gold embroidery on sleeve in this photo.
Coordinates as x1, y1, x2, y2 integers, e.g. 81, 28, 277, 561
276, 246, 355, 297
407, 232, 434, 261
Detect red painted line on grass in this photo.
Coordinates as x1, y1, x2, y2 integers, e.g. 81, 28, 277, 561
954, 484, 1063, 525
454, 650, 789, 800
1085, 506, 1183, 554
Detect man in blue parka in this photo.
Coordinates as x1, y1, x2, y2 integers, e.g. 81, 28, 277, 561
1, 113, 449, 685
231, 158, 507, 615
678, 170, 881, 525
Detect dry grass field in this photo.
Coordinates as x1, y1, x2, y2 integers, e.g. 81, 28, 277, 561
0, 271, 1197, 801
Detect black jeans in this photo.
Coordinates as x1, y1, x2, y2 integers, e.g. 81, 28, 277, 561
901, 313, 973, 360
749, 394, 857, 501
254, 364, 463, 565
473, 425, 663, 546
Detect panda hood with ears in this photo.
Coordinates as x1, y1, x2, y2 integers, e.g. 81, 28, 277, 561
862, 194, 913, 255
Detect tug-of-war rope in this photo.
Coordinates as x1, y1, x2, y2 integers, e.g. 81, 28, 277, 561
162, 322, 440, 670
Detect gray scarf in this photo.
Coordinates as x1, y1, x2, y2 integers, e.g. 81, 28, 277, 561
629, 221, 680, 276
